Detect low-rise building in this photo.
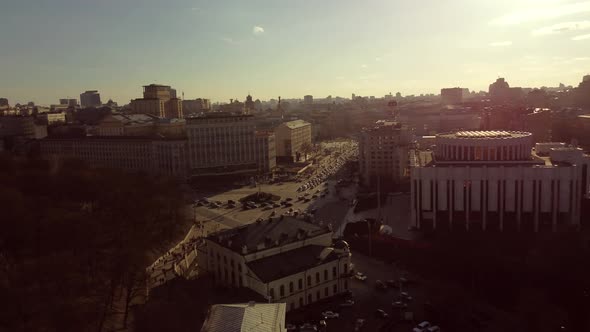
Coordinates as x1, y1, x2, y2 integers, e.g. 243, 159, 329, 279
274, 120, 312, 163
197, 217, 352, 312
411, 131, 590, 232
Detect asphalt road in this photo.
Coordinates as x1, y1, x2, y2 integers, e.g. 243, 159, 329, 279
286, 250, 431, 332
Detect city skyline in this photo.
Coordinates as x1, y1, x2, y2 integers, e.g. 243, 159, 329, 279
2, 0, 590, 105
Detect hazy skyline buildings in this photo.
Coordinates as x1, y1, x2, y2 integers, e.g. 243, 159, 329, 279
2, 0, 590, 105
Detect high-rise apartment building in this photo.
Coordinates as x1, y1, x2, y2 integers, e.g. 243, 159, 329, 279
274, 120, 312, 163
440, 88, 463, 105
130, 84, 183, 119
304, 95, 313, 105
359, 121, 412, 187
80, 90, 102, 107
411, 131, 590, 232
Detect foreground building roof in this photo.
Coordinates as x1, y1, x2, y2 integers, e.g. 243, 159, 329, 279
200, 302, 286, 332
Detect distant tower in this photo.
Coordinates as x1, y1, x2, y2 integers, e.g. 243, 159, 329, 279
278, 96, 284, 120
245, 94, 255, 114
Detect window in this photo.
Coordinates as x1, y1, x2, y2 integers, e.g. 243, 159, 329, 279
344, 280, 348, 290
223, 256, 227, 264
333, 285, 337, 294
343, 263, 348, 274
315, 272, 320, 283
316, 291, 320, 301
270, 288, 275, 299
280, 285, 285, 297
298, 278, 303, 290
324, 287, 329, 297
307, 294, 312, 304
290, 303, 294, 311
289, 282, 294, 294
324, 270, 328, 281
307, 276, 311, 286
299, 297, 303, 307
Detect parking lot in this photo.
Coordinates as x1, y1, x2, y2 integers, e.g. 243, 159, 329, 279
285, 250, 436, 332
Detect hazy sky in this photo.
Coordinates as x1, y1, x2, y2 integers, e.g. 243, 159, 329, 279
1, 0, 589, 105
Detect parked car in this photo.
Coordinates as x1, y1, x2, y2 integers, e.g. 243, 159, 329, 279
375, 309, 389, 319
285, 197, 293, 201
286, 323, 297, 331
339, 299, 355, 307
392, 301, 408, 309
401, 292, 413, 302
375, 280, 387, 290
299, 323, 317, 332
227, 199, 235, 205
417, 321, 431, 330
355, 272, 367, 281
427, 326, 440, 332
321, 311, 339, 319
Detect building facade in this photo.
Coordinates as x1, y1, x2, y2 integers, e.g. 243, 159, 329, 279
441, 88, 463, 105
186, 114, 267, 175
255, 131, 277, 173
359, 121, 412, 187
182, 98, 211, 115
130, 84, 183, 119
197, 217, 352, 312
411, 131, 590, 232
274, 120, 312, 162
39, 136, 188, 178
80, 90, 102, 107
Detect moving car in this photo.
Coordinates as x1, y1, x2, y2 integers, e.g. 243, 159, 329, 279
321, 311, 339, 319
355, 272, 367, 281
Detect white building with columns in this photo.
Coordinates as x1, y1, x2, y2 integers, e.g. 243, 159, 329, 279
197, 217, 352, 312
411, 131, 590, 232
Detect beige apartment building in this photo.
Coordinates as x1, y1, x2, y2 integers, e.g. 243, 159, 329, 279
359, 121, 413, 187
274, 120, 312, 162
186, 113, 274, 175
197, 217, 352, 312
130, 84, 183, 119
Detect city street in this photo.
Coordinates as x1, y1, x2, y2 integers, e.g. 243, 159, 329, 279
286, 251, 432, 332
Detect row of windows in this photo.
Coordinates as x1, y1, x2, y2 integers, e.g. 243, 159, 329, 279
269, 264, 348, 300
286, 280, 349, 311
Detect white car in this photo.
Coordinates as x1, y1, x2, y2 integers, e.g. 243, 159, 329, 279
417, 321, 431, 330
321, 311, 339, 319
355, 272, 367, 281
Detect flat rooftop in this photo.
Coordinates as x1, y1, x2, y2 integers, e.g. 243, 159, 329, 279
438, 131, 530, 139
